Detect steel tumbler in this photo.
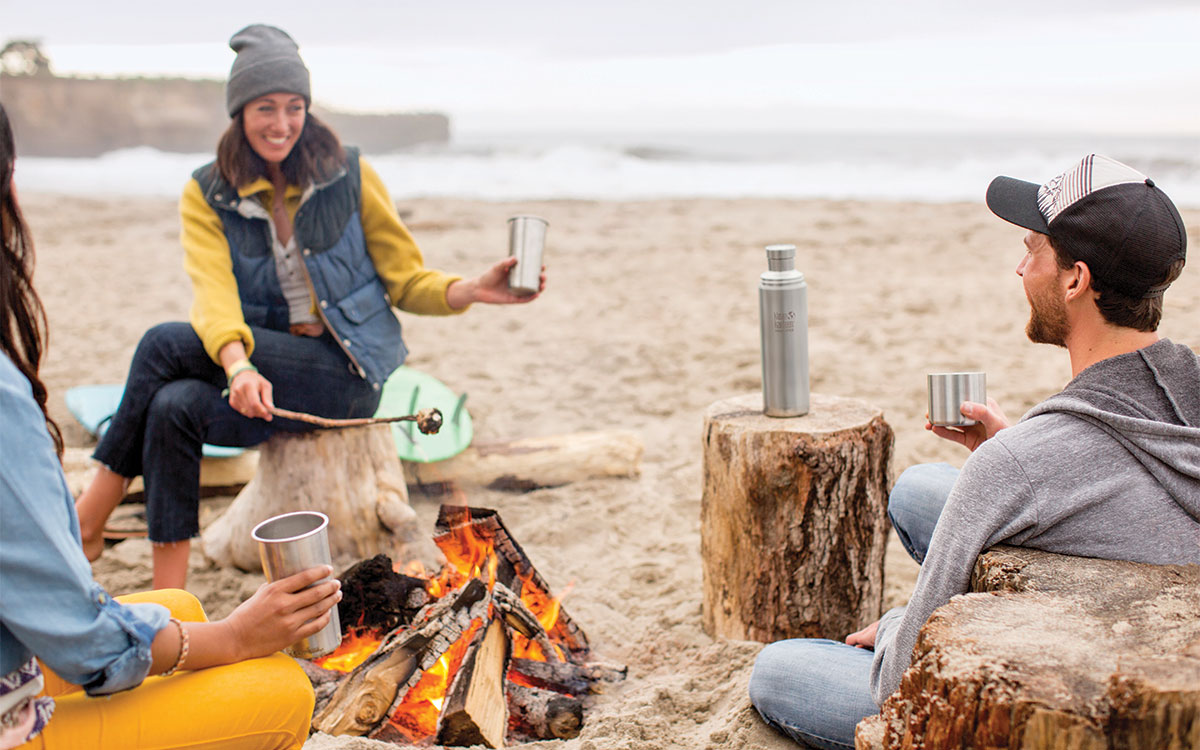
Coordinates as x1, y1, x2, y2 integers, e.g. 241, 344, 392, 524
759, 244, 809, 417
507, 215, 548, 295
927, 372, 986, 427
251, 510, 341, 659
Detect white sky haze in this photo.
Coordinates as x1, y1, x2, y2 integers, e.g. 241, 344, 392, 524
3, 1, 1199, 134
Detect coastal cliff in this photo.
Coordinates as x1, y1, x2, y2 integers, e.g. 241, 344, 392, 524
0, 73, 450, 157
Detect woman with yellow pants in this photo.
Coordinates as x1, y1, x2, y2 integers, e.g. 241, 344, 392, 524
0, 103, 339, 749
24, 591, 314, 750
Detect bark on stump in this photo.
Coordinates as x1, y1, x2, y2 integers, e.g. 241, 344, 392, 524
202, 424, 429, 572
856, 546, 1200, 750
702, 392, 893, 642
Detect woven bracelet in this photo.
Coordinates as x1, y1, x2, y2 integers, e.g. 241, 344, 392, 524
225, 362, 259, 387
162, 617, 189, 677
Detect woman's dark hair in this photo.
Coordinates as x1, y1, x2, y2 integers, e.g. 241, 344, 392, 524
215, 108, 345, 188
0, 104, 63, 456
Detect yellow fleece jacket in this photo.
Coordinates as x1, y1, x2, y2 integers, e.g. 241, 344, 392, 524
181, 156, 464, 364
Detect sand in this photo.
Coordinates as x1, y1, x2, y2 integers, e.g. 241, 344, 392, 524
23, 193, 1200, 750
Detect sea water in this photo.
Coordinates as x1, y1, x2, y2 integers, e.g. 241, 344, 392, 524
15, 130, 1200, 206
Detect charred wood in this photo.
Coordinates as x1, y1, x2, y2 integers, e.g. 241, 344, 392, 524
312, 578, 487, 737
492, 582, 562, 663
509, 658, 627, 695
507, 683, 584, 740
337, 553, 428, 636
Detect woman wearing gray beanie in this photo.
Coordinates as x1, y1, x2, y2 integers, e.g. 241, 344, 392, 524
74, 24, 546, 590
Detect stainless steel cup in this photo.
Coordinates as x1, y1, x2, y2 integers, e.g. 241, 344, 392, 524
251, 510, 341, 659
507, 215, 547, 295
927, 372, 986, 427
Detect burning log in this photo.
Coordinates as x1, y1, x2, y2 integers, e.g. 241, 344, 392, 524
509, 658, 627, 695
506, 684, 584, 740
437, 617, 511, 748
312, 578, 488, 737
492, 582, 561, 663
302, 505, 623, 746
437, 506, 590, 661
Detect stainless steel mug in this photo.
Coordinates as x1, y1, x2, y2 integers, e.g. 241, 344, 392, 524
759, 244, 809, 417
507, 215, 548, 295
927, 372, 986, 427
251, 510, 341, 659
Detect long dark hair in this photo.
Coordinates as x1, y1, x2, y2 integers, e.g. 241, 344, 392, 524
215, 108, 345, 188
0, 104, 63, 456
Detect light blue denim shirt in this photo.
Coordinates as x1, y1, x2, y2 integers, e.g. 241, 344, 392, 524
0, 353, 169, 695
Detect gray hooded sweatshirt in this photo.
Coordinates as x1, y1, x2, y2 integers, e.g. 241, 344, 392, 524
870, 338, 1200, 706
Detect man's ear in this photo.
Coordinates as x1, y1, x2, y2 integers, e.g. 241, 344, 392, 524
1064, 261, 1093, 301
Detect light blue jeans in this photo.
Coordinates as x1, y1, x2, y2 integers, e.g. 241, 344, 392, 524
748, 463, 959, 749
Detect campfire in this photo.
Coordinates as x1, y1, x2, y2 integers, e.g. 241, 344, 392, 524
298, 505, 625, 747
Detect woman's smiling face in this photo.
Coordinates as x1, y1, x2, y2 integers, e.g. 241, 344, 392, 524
242, 92, 306, 166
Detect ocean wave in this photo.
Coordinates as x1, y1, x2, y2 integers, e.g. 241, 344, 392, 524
15, 134, 1200, 206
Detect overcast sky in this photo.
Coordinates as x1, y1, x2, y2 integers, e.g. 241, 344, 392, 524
4, 1, 1199, 134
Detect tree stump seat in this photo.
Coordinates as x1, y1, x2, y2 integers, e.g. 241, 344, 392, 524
202, 424, 429, 573
856, 545, 1200, 750
701, 392, 894, 642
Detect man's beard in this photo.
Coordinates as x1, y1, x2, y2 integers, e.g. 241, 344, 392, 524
1025, 286, 1069, 347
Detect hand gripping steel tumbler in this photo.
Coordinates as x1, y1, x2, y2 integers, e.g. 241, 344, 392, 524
759, 244, 809, 417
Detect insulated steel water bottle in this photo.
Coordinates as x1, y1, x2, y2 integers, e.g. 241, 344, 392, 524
759, 244, 809, 417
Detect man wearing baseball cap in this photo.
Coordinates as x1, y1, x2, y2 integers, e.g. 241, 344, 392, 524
749, 155, 1200, 750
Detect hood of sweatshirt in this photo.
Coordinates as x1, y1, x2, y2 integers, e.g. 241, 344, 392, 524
1024, 338, 1200, 522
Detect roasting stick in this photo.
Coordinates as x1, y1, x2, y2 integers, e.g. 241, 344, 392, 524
267, 405, 444, 434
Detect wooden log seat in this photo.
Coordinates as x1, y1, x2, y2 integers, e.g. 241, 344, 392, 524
855, 545, 1200, 750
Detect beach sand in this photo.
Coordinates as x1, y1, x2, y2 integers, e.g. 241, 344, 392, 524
24, 193, 1200, 750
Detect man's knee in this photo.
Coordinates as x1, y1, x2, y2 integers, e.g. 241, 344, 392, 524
888, 463, 956, 526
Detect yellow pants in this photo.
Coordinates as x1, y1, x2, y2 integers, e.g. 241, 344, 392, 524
22, 589, 314, 750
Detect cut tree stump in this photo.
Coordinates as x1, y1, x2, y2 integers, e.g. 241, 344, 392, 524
855, 545, 1200, 750
403, 430, 643, 492
701, 392, 893, 642
202, 424, 429, 572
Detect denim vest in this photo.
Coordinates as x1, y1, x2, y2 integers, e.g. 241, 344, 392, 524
192, 148, 405, 391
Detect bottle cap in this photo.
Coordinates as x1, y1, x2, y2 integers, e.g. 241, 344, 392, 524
765, 244, 796, 259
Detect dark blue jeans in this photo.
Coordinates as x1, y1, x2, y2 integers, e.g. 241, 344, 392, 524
748, 463, 957, 749
92, 322, 381, 543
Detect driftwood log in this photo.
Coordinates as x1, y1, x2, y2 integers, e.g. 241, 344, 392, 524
856, 546, 1200, 750
202, 424, 429, 572
701, 392, 893, 642
404, 430, 643, 491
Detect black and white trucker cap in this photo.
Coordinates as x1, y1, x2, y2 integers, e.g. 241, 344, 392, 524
986, 154, 1187, 299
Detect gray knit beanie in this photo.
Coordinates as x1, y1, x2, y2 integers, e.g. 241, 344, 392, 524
225, 24, 311, 117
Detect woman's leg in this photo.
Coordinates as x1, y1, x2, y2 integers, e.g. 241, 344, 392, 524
748, 638, 879, 750
887, 462, 959, 564
134, 328, 378, 588
29, 589, 312, 750
75, 322, 225, 560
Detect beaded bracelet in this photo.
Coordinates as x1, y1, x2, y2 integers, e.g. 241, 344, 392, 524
162, 617, 189, 677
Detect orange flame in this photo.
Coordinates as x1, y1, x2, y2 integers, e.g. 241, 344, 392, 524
313, 628, 384, 673
316, 502, 580, 743
387, 619, 482, 742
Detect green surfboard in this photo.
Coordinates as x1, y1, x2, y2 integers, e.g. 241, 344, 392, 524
374, 366, 473, 463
